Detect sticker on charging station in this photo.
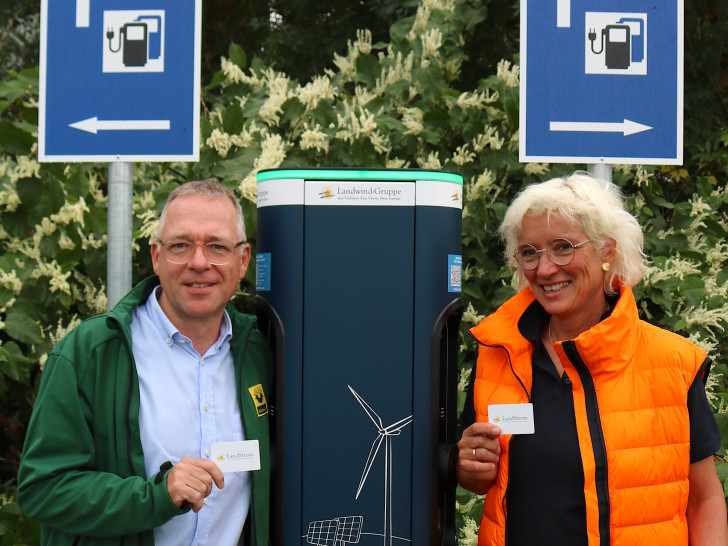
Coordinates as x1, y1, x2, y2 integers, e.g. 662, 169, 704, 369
256, 253, 271, 292
257, 179, 304, 207
448, 254, 462, 293
305, 181, 415, 206
416, 180, 463, 209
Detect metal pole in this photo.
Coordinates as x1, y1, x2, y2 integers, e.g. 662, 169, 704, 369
587, 163, 613, 183
107, 162, 133, 310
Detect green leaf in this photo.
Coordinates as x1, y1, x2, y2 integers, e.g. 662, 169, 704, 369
680, 276, 706, 308
228, 42, 247, 69
0, 343, 30, 385
3, 310, 44, 346
280, 97, 306, 127
0, 120, 35, 154
355, 54, 381, 87
222, 103, 244, 135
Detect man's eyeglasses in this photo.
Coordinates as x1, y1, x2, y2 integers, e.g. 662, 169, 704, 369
513, 238, 592, 271
157, 240, 246, 266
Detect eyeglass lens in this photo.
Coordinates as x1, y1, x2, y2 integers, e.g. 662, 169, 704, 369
515, 238, 579, 270
162, 241, 238, 265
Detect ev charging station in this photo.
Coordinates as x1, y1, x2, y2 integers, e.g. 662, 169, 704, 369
256, 169, 463, 546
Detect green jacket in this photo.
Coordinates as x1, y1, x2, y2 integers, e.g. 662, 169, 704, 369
18, 277, 273, 545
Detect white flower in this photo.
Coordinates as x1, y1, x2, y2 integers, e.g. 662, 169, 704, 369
296, 76, 336, 110
32, 260, 72, 295
138, 209, 159, 242
239, 175, 258, 204
524, 162, 549, 176
332, 51, 356, 79
0, 189, 21, 212
356, 29, 373, 55
421, 28, 443, 60
452, 144, 476, 166
369, 131, 391, 155
468, 169, 496, 201
496, 59, 520, 87
50, 198, 90, 227
374, 51, 415, 95
240, 133, 288, 198
49, 315, 82, 346
408, 4, 431, 38
472, 126, 504, 152
644, 255, 701, 283
58, 232, 76, 250
78, 228, 107, 250
457, 516, 482, 546
206, 129, 233, 158
458, 366, 472, 393
416, 151, 442, 170
220, 56, 246, 85
0, 270, 22, 294
10, 155, 41, 183
399, 107, 424, 136
300, 124, 329, 153
462, 301, 485, 326
385, 158, 410, 169
634, 167, 652, 187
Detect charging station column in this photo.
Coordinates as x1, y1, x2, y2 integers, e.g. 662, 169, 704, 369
256, 169, 462, 546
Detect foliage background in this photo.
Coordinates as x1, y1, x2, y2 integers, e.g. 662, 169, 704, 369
1, 0, 727, 543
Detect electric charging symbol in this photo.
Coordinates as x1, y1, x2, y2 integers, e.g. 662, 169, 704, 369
102, 10, 165, 73
585, 12, 647, 76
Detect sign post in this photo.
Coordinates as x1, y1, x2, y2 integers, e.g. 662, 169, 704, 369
520, 0, 683, 167
40, 0, 201, 307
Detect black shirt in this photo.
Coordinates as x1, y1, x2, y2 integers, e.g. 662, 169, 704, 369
460, 301, 721, 546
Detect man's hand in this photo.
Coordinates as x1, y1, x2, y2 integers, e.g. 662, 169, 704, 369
166, 457, 225, 512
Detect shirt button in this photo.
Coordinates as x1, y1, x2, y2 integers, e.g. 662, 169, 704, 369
204, 403, 209, 411
203, 498, 208, 505
564, 377, 572, 385
201, 358, 205, 365
165, 338, 172, 344
205, 449, 210, 456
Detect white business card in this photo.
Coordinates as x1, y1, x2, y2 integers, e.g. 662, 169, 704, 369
488, 403, 535, 434
211, 440, 261, 473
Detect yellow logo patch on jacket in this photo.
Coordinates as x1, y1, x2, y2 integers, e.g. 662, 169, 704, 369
248, 384, 268, 417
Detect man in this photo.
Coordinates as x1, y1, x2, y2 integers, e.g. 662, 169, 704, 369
18, 179, 272, 545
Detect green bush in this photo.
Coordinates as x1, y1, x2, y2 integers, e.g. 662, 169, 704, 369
1, 0, 727, 542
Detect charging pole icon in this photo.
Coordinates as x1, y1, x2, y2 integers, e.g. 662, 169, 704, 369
585, 12, 647, 76
102, 11, 165, 73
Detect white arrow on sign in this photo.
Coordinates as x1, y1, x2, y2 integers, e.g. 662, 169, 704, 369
69, 117, 171, 134
549, 119, 653, 136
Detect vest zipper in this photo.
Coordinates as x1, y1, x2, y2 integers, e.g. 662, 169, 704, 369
473, 340, 530, 545
562, 340, 610, 546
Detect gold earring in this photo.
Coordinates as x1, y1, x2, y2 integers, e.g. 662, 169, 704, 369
602, 262, 611, 272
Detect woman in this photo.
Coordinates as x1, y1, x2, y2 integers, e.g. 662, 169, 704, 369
457, 173, 727, 545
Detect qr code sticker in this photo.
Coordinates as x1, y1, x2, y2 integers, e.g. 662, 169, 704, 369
450, 265, 461, 288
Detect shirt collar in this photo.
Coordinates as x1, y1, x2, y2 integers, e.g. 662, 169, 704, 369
144, 285, 233, 350
517, 293, 619, 342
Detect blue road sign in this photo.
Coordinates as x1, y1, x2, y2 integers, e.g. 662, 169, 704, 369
520, 0, 683, 165
39, 0, 201, 162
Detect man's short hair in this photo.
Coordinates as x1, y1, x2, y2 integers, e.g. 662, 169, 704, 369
155, 178, 246, 242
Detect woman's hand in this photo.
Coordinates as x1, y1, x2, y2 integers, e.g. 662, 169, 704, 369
456, 422, 502, 495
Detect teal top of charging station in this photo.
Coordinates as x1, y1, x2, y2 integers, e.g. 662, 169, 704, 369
257, 168, 463, 209
257, 168, 463, 185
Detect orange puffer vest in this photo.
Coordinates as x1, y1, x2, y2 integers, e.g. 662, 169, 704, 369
469, 286, 707, 546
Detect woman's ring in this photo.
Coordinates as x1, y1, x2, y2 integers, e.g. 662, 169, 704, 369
472, 448, 477, 460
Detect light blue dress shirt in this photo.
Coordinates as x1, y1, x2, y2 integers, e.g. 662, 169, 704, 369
130, 286, 251, 546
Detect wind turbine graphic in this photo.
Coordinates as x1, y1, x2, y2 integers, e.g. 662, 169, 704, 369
348, 385, 413, 546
